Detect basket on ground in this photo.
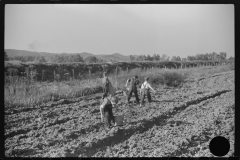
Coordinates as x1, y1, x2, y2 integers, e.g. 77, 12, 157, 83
114, 114, 124, 126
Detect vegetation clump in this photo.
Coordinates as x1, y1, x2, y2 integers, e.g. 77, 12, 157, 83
4, 64, 234, 109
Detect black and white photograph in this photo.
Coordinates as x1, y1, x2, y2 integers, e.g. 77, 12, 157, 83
4, 4, 234, 157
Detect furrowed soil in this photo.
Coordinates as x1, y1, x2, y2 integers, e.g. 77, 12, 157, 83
5, 70, 235, 157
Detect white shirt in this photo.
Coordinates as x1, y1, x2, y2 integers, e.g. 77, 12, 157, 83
141, 81, 151, 89
125, 79, 131, 87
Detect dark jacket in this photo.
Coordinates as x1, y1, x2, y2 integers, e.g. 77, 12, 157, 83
129, 77, 140, 91
103, 103, 113, 113
102, 81, 110, 98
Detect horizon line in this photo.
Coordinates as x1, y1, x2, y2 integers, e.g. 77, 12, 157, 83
5, 48, 233, 58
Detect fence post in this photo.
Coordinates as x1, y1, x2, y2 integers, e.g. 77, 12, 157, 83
174, 64, 177, 69
30, 70, 33, 81
26, 68, 29, 78
42, 70, 44, 81
102, 65, 105, 73
54, 70, 55, 81
89, 69, 91, 82
72, 69, 75, 80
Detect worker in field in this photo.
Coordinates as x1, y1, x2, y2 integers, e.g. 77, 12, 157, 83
102, 72, 116, 99
126, 75, 140, 104
140, 77, 156, 107
102, 71, 108, 84
100, 95, 118, 129
122, 78, 131, 97
125, 78, 131, 90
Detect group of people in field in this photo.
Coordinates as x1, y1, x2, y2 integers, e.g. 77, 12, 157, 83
99, 72, 156, 130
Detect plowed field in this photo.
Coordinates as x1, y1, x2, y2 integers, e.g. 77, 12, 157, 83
5, 70, 235, 157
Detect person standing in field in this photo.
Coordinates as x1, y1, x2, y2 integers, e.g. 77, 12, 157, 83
122, 78, 131, 97
125, 78, 131, 88
102, 72, 116, 99
100, 96, 118, 129
140, 77, 156, 106
102, 72, 108, 84
126, 75, 140, 104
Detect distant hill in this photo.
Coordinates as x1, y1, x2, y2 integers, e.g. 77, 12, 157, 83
79, 52, 95, 59
96, 53, 130, 62
5, 49, 56, 57
5, 49, 131, 62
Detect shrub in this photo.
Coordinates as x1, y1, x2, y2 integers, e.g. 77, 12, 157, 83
229, 63, 234, 70
149, 71, 186, 87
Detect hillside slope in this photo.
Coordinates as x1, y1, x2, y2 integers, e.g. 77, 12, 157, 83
5, 49, 56, 57
96, 53, 130, 62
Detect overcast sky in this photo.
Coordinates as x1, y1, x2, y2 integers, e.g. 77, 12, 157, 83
5, 4, 234, 58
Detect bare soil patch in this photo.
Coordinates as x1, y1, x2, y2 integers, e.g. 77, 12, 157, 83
5, 70, 234, 157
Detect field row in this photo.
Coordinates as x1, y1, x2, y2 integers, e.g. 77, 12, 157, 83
5, 70, 234, 157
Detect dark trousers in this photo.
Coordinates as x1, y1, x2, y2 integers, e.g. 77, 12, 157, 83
127, 89, 140, 103
104, 105, 115, 128
140, 89, 151, 104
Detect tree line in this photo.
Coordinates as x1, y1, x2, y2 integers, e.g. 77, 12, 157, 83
130, 52, 234, 62
5, 51, 234, 63
4, 52, 106, 64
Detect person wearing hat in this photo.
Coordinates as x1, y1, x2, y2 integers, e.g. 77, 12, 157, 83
126, 75, 141, 104
140, 77, 156, 106
100, 96, 118, 129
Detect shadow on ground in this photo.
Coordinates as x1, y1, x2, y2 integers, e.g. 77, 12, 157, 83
65, 89, 230, 157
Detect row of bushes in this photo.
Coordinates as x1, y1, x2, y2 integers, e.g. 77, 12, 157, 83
4, 60, 233, 82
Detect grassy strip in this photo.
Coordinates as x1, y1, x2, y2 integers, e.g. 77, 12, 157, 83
109, 64, 234, 89
4, 64, 234, 108
4, 78, 102, 108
